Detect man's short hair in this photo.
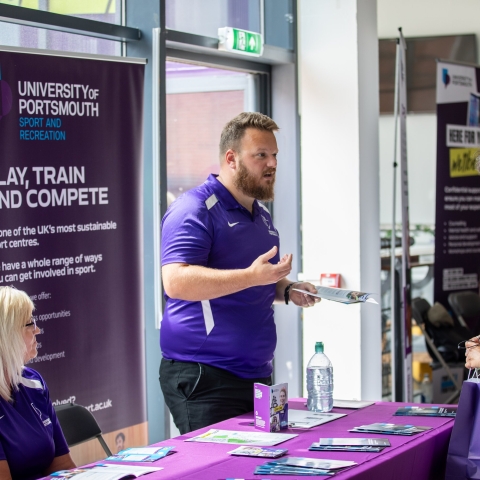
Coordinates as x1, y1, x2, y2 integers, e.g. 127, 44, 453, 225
116, 432, 125, 442
219, 112, 279, 159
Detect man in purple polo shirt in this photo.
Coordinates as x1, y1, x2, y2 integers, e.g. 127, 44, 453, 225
160, 112, 320, 434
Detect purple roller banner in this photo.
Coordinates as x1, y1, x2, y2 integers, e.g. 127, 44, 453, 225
435, 61, 480, 307
0, 48, 145, 434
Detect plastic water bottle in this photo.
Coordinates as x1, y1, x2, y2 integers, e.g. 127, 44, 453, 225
306, 341, 333, 412
421, 373, 433, 403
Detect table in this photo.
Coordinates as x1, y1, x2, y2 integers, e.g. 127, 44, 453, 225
105, 400, 454, 479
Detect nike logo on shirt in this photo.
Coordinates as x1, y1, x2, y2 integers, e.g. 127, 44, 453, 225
0, 416, 4, 420
228, 222, 239, 227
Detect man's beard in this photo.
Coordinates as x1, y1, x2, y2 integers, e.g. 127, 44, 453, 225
234, 158, 276, 201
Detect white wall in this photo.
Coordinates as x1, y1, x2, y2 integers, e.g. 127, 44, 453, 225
378, 0, 480, 45
379, 115, 437, 225
298, 0, 381, 401
378, 0, 480, 226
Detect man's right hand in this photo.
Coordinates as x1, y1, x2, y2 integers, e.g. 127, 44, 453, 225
248, 246, 292, 286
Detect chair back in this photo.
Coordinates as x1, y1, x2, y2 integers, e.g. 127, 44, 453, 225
411, 297, 431, 327
412, 297, 469, 364
54, 402, 112, 457
448, 291, 480, 333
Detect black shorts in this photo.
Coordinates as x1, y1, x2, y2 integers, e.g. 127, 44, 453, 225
159, 358, 272, 434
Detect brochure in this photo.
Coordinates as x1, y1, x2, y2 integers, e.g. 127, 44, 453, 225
254, 382, 288, 432
51, 464, 162, 479
228, 446, 288, 458
254, 457, 356, 476
318, 438, 390, 446
254, 465, 335, 476
274, 457, 357, 470
349, 423, 431, 436
105, 446, 175, 462
288, 410, 346, 429
394, 406, 457, 417
310, 444, 385, 452
292, 286, 378, 304
185, 429, 297, 446
333, 399, 375, 409
310, 438, 390, 453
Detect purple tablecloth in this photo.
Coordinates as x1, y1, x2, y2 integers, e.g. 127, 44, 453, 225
105, 400, 454, 479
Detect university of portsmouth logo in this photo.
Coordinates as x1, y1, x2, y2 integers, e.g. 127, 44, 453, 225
0, 64, 13, 120
442, 68, 451, 88
261, 215, 270, 230
261, 214, 278, 237
31, 402, 52, 427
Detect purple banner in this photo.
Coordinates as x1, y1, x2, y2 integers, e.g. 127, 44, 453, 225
0, 49, 145, 434
435, 61, 480, 307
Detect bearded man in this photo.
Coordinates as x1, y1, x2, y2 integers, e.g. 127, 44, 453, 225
159, 112, 319, 434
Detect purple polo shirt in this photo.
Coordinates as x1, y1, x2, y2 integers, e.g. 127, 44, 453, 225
0, 368, 69, 480
161, 174, 280, 378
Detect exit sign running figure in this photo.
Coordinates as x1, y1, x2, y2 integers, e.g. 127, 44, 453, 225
218, 27, 264, 57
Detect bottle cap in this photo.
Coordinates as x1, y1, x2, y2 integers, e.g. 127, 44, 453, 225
315, 342, 324, 353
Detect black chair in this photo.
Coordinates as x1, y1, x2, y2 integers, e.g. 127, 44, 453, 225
54, 403, 112, 457
448, 291, 480, 334
411, 297, 465, 403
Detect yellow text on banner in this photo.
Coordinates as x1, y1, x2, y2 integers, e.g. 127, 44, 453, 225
449, 148, 480, 177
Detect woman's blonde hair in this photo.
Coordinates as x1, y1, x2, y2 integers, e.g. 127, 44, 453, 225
0, 286, 34, 401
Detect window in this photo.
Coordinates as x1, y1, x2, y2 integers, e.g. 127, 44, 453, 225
0, 0, 122, 54
166, 60, 259, 201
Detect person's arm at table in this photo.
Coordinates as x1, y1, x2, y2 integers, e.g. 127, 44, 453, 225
44, 453, 76, 476
162, 246, 292, 301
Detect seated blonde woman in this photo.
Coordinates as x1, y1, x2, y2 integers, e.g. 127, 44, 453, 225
0, 286, 75, 480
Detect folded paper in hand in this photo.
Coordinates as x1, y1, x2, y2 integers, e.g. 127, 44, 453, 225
292, 286, 378, 304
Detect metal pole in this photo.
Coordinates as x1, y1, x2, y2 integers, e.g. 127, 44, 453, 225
390, 38, 400, 401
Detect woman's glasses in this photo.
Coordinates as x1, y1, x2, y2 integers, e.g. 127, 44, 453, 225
458, 339, 480, 350
24, 318, 36, 331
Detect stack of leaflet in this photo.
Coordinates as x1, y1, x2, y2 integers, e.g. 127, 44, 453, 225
254, 457, 356, 476
310, 438, 390, 453
349, 423, 431, 436
394, 406, 457, 417
228, 446, 288, 458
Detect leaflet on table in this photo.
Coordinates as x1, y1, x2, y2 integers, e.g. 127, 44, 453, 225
318, 438, 391, 446
228, 446, 288, 458
255, 465, 335, 476
254, 382, 288, 432
254, 457, 356, 476
274, 457, 356, 470
310, 437, 390, 453
333, 399, 375, 409
292, 286, 378, 304
287, 409, 345, 428
105, 446, 175, 462
185, 429, 297, 446
349, 423, 431, 435
310, 443, 385, 452
394, 406, 457, 417
51, 464, 162, 479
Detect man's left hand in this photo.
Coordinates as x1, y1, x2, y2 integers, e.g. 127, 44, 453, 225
289, 282, 321, 308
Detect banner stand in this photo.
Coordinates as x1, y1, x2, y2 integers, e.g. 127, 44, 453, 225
390, 28, 413, 402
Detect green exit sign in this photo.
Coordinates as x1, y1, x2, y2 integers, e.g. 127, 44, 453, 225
218, 27, 263, 57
